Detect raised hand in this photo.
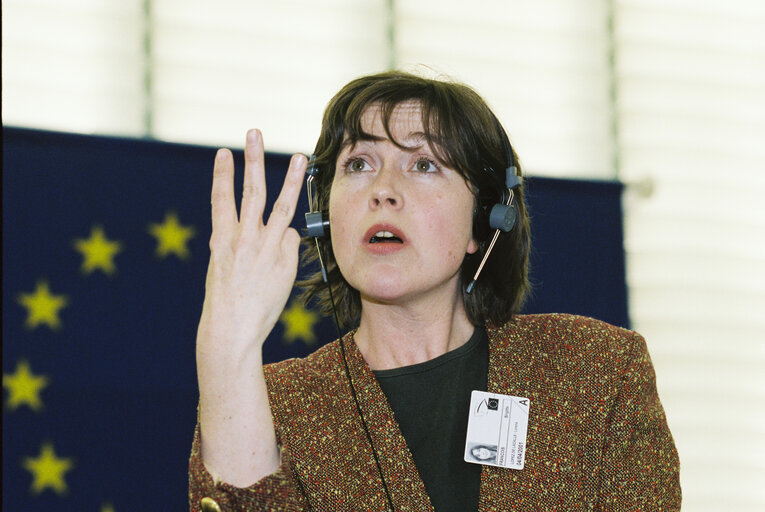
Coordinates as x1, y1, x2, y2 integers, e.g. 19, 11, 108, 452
196, 129, 306, 485
197, 129, 306, 359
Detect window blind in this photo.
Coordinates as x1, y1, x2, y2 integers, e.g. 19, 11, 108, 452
616, 1, 765, 510
396, 0, 614, 179
2, 0, 145, 137
150, 0, 390, 153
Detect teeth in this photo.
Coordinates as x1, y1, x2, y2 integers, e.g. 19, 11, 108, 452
369, 230, 402, 244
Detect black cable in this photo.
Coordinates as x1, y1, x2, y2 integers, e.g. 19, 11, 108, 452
321, 243, 396, 512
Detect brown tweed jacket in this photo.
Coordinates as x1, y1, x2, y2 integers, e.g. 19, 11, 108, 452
189, 313, 681, 511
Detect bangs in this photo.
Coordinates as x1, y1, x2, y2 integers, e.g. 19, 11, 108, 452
336, 88, 473, 179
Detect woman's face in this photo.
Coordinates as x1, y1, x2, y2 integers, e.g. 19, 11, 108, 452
329, 101, 478, 306
471, 446, 494, 461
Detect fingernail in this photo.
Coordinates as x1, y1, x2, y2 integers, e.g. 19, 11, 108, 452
247, 129, 260, 144
216, 149, 228, 162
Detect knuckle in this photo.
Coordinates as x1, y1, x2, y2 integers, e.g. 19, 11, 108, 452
242, 184, 260, 200
209, 229, 238, 253
210, 190, 228, 206
272, 199, 292, 217
208, 233, 225, 252
236, 225, 258, 244
284, 227, 301, 245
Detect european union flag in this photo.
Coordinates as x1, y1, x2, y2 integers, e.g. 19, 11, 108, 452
2, 127, 336, 510
3, 127, 626, 511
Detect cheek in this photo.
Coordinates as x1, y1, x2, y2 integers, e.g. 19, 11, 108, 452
455, 193, 479, 250
328, 208, 350, 257
328, 188, 357, 270
426, 197, 476, 257
328, 221, 353, 283
328, 185, 348, 237
463, 196, 480, 255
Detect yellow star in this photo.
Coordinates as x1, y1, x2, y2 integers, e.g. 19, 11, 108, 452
17, 281, 68, 330
73, 225, 123, 276
3, 360, 49, 411
148, 212, 195, 260
101, 502, 116, 512
22, 442, 74, 495
280, 300, 319, 345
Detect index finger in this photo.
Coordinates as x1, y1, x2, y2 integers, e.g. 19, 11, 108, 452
210, 148, 237, 232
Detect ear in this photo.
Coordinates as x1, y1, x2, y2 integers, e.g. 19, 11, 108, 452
467, 237, 479, 255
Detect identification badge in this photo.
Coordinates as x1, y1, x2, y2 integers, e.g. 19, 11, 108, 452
464, 390, 530, 469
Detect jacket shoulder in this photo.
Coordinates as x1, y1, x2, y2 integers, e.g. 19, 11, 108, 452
264, 339, 344, 389
489, 313, 652, 392
493, 313, 644, 358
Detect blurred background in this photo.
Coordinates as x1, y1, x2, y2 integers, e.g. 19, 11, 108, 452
3, 0, 764, 510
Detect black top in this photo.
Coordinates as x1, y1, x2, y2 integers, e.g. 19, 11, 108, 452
373, 328, 489, 512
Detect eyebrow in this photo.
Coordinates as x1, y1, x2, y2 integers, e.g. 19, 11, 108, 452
339, 131, 433, 153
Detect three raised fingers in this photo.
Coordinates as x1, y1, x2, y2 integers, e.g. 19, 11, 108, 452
211, 130, 307, 243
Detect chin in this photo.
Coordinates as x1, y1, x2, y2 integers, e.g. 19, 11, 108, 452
359, 282, 410, 304
351, 272, 414, 304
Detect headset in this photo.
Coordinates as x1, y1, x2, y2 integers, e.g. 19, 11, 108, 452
304, 156, 329, 281
300, 118, 521, 512
465, 124, 523, 294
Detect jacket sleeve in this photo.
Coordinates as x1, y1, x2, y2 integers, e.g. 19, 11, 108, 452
596, 332, 682, 511
188, 416, 310, 511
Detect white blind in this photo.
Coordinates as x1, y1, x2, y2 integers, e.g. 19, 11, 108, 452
150, 0, 389, 153
616, 1, 765, 510
2, 0, 145, 137
396, 0, 614, 179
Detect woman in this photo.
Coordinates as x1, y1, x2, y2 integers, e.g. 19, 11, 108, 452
189, 71, 681, 511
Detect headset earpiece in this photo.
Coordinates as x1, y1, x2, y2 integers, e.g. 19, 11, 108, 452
489, 203, 517, 232
303, 155, 330, 281
305, 211, 330, 238
487, 166, 521, 232
303, 155, 330, 238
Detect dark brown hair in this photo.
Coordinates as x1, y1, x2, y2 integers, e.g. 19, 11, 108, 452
298, 70, 530, 328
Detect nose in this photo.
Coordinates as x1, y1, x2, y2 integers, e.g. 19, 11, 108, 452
369, 167, 403, 210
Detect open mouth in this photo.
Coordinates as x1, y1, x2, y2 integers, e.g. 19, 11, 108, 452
369, 231, 403, 244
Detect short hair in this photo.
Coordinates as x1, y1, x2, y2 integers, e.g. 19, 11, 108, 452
298, 70, 530, 329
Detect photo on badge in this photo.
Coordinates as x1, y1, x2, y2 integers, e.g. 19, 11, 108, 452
466, 443, 499, 464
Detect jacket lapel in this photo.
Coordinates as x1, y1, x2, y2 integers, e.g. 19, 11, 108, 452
343, 333, 435, 512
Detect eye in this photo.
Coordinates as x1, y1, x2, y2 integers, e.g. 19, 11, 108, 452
343, 157, 373, 173
413, 158, 439, 173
